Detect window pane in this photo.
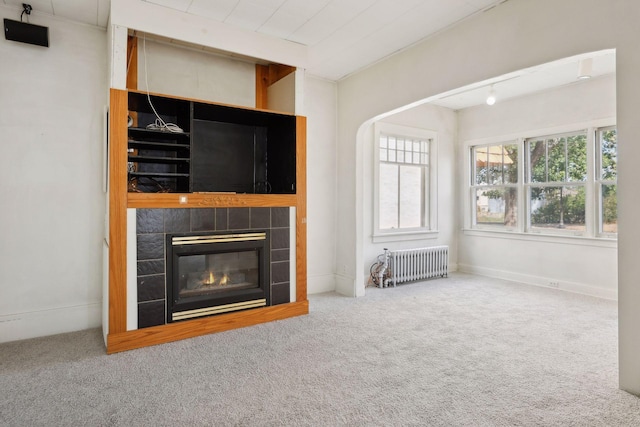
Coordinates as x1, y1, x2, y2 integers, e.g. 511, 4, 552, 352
379, 148, 387, 161
530, 186, 585, 232
474, 147, 488, 185
379, 163, 399, 229
488, 146, 502, 184
475, 187, 517, 227
547, 138, 567, 182
601, 129, 617, 180
397, 138, 404, 151
602, 184, 617, 233
388, 136, 396, 149
389, 150, 396, 162
567, 134, 587, 182
380, 135, 388, 148
405, 151, 412, 164
529, 139, 546, 183
399, 165, 422, 228
503, 145, 518, 184
397, 151, 404, 163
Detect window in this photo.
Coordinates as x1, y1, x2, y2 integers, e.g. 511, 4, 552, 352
471, 143, 518, 228
468, 125, 617, 238
374, 123, 436, 239
597, 127, 617, 235
527, 131, 587, 233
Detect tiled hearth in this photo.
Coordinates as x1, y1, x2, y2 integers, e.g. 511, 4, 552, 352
136, 207, 291, 328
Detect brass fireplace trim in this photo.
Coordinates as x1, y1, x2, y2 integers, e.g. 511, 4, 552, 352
171, 232, 267, 246
172, 299, 267, 321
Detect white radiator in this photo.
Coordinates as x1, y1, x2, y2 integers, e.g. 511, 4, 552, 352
390, 246, 448, 286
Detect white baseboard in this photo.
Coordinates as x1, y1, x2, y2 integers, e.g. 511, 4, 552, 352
335, 273, 356, 297
307, 274, 336, 294
458, 264, 617, 300
0, 302, 102, 344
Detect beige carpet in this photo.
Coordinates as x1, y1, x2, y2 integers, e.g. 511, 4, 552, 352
1, 273, 639, 426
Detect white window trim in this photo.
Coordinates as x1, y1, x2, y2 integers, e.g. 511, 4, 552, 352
524, 129, 591, 237
595, 125, 618, 239
373, 122, 438, 243
463, 118, 616, 240
469, 140, 520, 233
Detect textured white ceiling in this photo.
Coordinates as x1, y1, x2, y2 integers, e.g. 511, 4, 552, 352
2, 0, 508, 80
1, 0, 616, 107
2, 0, 110, 28
430, 50, 616, 110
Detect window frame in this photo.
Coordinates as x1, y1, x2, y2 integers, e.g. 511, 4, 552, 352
596, 126, 618, 238
470, 141, 520, 232
373, 122, 438, 242
525, 130, 589, 237
464, 121, 616, 240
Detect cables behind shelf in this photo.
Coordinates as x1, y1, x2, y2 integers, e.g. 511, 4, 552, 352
141, 33, 183, 133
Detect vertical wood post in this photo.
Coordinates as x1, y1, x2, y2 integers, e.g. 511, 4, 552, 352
108, 88, 128, 334
126, 36, 138, 90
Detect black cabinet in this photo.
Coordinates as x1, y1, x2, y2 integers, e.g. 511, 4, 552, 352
127, 91, 296, 194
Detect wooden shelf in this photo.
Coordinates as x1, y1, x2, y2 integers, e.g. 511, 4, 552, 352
127, 192, 297, 209
128, 127, 190, 139
128, 155, 190, 164
128, 140, 190, 150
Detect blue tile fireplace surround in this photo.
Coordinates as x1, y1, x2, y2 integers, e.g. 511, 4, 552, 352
136, 207, 291, 328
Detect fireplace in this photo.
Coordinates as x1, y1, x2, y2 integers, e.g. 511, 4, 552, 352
166, 231, 270, 322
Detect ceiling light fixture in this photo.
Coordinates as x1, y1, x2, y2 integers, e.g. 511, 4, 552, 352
486, 86, 496, 105
578, 58, 593, 80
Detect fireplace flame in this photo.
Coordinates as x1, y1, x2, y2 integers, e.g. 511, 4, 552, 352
203, 271, 214, 285
220, 274, 229, 286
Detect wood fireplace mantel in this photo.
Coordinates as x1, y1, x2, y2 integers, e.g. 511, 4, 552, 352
106, 88, 308, 353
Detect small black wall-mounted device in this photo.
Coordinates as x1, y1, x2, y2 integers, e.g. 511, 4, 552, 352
4, 18, 49, 48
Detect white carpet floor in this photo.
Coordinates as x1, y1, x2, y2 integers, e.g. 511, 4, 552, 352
1, 273, 639, 426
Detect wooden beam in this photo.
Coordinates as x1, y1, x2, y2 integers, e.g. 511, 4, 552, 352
255, 64, 269, 109
269, 64, 296, 86
126, 36, 138, 90
107, 300, 309, 353
296, 115, 307, 303
108, 88, 129, 334
255, 64, 296, 109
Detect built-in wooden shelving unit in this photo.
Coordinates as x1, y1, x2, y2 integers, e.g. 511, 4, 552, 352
106, 82, 308, 353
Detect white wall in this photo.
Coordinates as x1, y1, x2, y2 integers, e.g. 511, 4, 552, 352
457, 74, 617, 299
362, 105, 458, 282
336, 0, 640, 393
304, 76, 338, 294
0, 7, 107, 342
137, 39, 255, 108
268, 73, 296, 114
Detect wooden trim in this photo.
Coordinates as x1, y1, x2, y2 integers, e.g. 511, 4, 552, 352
107, 300, 309, 353
108, 88, 129, 334
106, 88, 309, 351
269, 64, 296, 85
127, 193, 297, 209
127, 87, 296, 116
255, 64, 269, 109
126, 36, 138, 91
296, 116, 307, 303
255, 64, 296, 110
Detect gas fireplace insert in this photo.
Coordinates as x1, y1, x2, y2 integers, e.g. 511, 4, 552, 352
166, 231, 270, 322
